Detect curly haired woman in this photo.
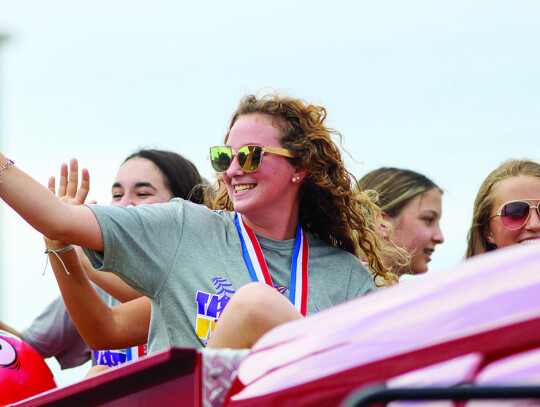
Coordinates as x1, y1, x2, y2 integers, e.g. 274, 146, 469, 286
0, 92, 404, 351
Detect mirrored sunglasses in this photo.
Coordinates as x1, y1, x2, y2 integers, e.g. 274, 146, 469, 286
209, 145, 293, 173
489, 200, 540, 230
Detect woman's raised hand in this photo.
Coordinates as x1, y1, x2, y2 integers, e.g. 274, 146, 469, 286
0, 152, 104, 251
47, 158, 95, 206
44, 159, 95, 249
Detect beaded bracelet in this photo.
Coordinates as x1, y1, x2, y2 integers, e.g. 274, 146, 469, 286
43, 244, 74, 275
0, 158, 14, 183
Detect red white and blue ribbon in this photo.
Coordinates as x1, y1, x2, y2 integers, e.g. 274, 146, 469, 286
235, 214, 309, 316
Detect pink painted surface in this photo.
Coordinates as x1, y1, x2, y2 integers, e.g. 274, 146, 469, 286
475, 347, 540, 385
385, 354, 484, 407
465, 349, 540, 407
225, 244, 540, 407
387, 353, 484, 388
464, 349, 540, 407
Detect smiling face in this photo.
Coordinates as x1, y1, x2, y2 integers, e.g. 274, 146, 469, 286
390, 188, 444, 275
111, 157, 174, 207
221, 113, 303, 228
485, 175, 540, 249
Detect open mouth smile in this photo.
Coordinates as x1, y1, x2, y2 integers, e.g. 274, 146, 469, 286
519, 237, 540, 245
234, 184, 256, 193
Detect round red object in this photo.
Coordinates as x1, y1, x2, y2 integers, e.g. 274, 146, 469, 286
0, 330, 56, 405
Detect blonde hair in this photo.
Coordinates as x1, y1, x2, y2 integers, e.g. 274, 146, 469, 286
466, 159, 540, 258
359, 167, 442, 218
359, 167, 441, 276
213, 93, 406, 286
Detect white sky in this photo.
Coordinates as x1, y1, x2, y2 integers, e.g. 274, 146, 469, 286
1, 0, 539, 387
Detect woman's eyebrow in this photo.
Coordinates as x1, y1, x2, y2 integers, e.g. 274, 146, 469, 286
111, 182, 157, 190
134, 182, 157, 190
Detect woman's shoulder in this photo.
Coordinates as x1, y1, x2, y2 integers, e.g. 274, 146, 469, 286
306, 231, 359, 262
170, 199, 237, 231
170, 198, 236, 220
306, 232, 373, 284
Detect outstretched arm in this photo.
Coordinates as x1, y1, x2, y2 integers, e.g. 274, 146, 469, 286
0, 154, 103, 251
0, 319, 22, 338
46, 161, 142, 303
46, 243, 150, 350
42, 161, 148, 349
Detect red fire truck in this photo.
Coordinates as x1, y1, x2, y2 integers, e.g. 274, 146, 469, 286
4, 243, 540, 406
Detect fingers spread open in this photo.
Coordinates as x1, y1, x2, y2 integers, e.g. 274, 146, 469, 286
66, 158, 79, 199
75, 168, 91, 204
58, 163, 69, 198
48, 176, 56, 194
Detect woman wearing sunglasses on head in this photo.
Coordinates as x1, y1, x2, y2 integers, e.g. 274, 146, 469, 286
0, 92, 404, 352
466, 159, 540, 258
358, 167, 444, 277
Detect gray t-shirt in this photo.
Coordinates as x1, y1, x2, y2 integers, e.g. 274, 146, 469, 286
21, 286, 119, 369
84, 199, 376, 352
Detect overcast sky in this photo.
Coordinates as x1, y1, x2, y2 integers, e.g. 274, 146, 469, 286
1, 0, 539, 386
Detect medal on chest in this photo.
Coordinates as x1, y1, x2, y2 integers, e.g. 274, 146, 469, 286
234, 214, 309, 316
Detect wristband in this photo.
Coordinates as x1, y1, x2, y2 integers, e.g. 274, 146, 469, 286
43, 244, 74, 275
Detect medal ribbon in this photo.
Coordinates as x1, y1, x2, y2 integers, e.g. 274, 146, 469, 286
235, 214, 309, 316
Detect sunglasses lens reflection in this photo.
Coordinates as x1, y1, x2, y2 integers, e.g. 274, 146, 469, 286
238, 146, 262, 172
210, 146, 264, 173
500, 201, 531, 229
210, 147, 232, 172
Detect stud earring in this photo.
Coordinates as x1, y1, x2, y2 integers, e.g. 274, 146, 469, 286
292, 176, 299, 183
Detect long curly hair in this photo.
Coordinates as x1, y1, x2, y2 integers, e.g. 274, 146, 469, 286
466, 159, 540, 258
213, 93, 405, 286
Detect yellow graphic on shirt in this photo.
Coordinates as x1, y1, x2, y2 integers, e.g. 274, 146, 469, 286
195, 280, 288, 342
196, 317, 217, 340
195, 281, 232, 341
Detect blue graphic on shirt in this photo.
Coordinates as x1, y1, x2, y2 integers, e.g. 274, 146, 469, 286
195, 278, 290, 342
94, 349, 127, 367
195, 277, 235, 341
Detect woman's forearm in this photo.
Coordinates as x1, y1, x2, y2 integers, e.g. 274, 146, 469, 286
0, 319, 22, 339
0, 154, 103, 250
48, 246, 149, 349
87, 270, 143, 303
